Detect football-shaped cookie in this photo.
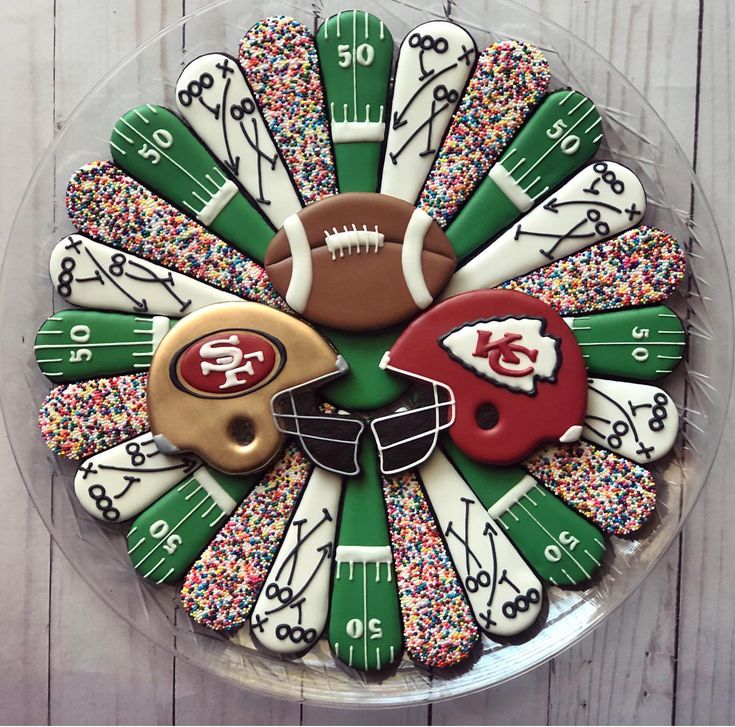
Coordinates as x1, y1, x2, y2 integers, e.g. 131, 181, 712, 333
265, 193, 457, 331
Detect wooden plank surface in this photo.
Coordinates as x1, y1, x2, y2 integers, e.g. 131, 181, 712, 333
0, 4, 55, 726
0, 0, 732, 724
674, 1, 735, 724
46, 4, 182, 725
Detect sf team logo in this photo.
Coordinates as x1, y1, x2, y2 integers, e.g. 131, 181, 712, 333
440, 316, 561, 395
172, 329, 282, 397
198, 335, 266, 390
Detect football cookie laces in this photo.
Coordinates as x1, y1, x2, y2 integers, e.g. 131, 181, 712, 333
35, 8, 689, 676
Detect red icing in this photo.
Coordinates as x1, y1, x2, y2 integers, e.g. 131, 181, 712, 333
176, 330, 278, 396
387, 289, 588, 465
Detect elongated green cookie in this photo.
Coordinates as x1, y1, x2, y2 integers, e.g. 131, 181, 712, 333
329, 440, 403, 671
110, 105, 274, 262
127, 467, 258, 584
447, 90, 602, 259
442, 440, 605, 586
566, 306, 686, 380
316, 11, 393, 192
35, 309, 174, 382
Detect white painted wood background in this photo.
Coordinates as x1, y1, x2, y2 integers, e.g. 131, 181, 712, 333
0, 0, 733, 723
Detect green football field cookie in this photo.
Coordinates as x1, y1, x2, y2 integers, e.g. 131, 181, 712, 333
328, 439, 403, 671
442, 440, 605, 586
317, 11, 393, 193
127, 467, 258, 584
35, 309, 174, 382
447, 90, 603, 259
110, 104, 274, 262
566, 305, 686, 380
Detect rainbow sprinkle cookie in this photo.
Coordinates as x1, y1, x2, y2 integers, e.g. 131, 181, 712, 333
525, 441, 657, 536
239, 16, 337, 204
383, 472, 479, 668
502, 226, 687, 316
39, 373, 149, 460
181, 446, 309, 632
419, 41, 550, 227
65, 161, 285, 308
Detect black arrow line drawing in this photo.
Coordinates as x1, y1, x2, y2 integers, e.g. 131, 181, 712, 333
588, 383, 641, 441
391, 61, 458, 129
264, 541, 333, 617
513, 219, 595, 260
239, 118, 278, 205
482, 520, 500, 610
389, 100, 452, 163
274, 508, 334, 586
83, 247, 149, 312
126, 260, 192, 312
98, 460, 199, 476
217, 77, 242, 177
543, 198, 622, 214
113, 475, 141, 499
444, 497, 485, 575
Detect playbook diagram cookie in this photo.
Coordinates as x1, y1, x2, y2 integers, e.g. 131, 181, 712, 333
33, 8, 689, 680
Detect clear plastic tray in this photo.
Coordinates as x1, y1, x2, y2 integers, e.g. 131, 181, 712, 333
0, 0, 731, 707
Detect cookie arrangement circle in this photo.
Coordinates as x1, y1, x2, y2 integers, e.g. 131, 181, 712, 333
27, 5, 698, 683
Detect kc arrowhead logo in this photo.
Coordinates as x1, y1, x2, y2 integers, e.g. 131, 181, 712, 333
439, 316, 561, 395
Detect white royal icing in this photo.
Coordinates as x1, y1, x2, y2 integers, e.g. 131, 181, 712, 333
401, 208, 435, 309
489, 163, 536, 212
250, 467, 342, 654
176, 53, 303, 228
331, 118, 386, 143
442, 160, 646, 296
150, 315, 170, 352
282, 214, 313, 313
583, 377, 679, 463
380, 21, 476, 204
74, 433, 201, 522
440, 317, 560, 394
418, 449, 543, 636
324, 225, 384, 257
486, 474, 537, 520
50, 234, 240, 317
196, 179, 238, 226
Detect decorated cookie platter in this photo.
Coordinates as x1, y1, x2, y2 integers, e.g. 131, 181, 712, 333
1, 0, 731, 706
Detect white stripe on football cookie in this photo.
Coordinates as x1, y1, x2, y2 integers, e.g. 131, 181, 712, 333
402, 208, 434, 309
282, 214, 313, 313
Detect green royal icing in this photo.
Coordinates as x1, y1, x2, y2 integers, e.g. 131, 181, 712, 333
110, 105, 275, 262
127, 467, 258, 584
328, 439, 403, 671
321, 325, 407, 410
317, 11, 394, 193
442, 440, 605, 586
34, 309, 175, 382
447, 90, 603, 260
567, 305, 686, 380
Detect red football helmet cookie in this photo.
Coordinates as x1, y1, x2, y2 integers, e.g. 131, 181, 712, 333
374, 289, 587, 467
265, 192, 456, 331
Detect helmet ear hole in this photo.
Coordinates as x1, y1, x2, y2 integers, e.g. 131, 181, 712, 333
475, 403, 499, 431
228, 416, 255, 446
